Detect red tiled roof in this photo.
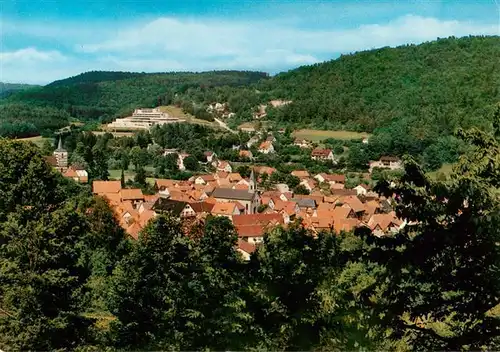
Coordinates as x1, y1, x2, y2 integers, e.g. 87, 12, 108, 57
126, 222, 142, 240
333, 218, 359, 233
228, 173, 243, 182
144, 194, 159, 202
169, 191, 194, 202
239, 150, 252, 158
93, 180, 122, 194
211, 202, 238, 216
331, 189, 357, 197
120, 188, 144, 201
235, 225, 265, 237
340, 196, 365, 213
63, 168, 78, 178
155, 179, 176, 189
197, 174, 216, 182
291, 170, 310, 178
253, 166, 277, 175
368, 213, 403, 231
233, 183, 249, 190
232, 213, 284, 227
216, 171, 229, 179
102, 193, 122, 206
311, 148, 332, 157
380, 156, 400, 162
237, 239, 257, 254
259, 141, 273, 150
189, 201, 215, 213
324, 174, 346, 183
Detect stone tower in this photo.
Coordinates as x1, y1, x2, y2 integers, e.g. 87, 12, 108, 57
53, 136, 68, 171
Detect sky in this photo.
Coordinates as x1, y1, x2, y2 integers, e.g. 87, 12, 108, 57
0, 0, 499, 84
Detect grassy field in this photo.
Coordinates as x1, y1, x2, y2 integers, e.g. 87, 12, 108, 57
427, 163, 455, 179
108, 166, 155, 184
17, 136, 52, 148
292, 129, 371, 141
159, 105, 216, 126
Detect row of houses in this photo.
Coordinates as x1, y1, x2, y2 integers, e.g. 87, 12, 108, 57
91, 166, 404, 260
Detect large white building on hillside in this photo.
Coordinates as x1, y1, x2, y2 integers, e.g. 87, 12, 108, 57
106, 108, 186, 130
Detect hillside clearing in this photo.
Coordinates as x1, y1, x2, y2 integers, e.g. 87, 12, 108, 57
159, 105, 216, 126
108, 167, 155, 185
427, 163, 455, 179
17, 136, 52, 147
293, 129, 370, 141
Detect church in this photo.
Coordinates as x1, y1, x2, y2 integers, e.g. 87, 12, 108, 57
52, 137, 68, 173
210, 170, 260, 214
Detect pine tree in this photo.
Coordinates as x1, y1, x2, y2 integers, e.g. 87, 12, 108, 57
120, 169, 125, 188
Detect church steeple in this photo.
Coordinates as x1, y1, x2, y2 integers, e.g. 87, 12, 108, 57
53, 136, 68, 170
249, 168, 256, 193
57, 136, 63, 151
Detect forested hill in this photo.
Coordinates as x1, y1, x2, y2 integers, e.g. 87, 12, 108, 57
5, 70, 269, 122
46, 71, 147, 87
2, 36, 499, 150
263, 35, 500, 134
0, 82, 40, 98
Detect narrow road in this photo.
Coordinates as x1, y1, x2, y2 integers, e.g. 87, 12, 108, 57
214, 118, 237, 134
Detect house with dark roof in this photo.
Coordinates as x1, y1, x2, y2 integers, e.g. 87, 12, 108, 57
291, 198, 317, 210
311, 148, 335, 162
152, 198, 196, 218
211, 188, 260, 214
189, 201, 215, 214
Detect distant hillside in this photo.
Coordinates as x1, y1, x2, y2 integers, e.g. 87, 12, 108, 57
5, 70, 269, 121
262, 35, 499, 132
251, 35, 499, 164
46, 71, 147, 87
3, 36, 499, 163
0, 83, 40, 99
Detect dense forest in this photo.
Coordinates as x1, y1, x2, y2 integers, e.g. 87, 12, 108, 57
0, 82, 39, 98
0, 104, 70, 138
2, 112, 500, 350
4, 71, 269, 123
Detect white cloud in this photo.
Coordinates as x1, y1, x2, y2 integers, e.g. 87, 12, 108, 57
0, 48, 67, 64
74, 14, 497, 72
1, 14, 497, 83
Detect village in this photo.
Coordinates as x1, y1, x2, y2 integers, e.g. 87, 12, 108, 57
45, 120, 406, 260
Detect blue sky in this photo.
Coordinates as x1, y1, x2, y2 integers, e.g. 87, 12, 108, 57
1, 0, 498, 84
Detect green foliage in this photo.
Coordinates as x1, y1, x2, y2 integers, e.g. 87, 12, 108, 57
0, 103, 70, 138
5, 71, 268, 122
0, 204, 93, 350
293, 184, 310, 195
0, 82, 40, 98
183, 155, 199, 171
109, 215, 193, 349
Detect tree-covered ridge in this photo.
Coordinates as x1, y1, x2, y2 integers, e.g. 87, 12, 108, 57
46, 71, 149, 87
264, 36, 499, 133
0, 104, 70, 138
0, 82, 40, 99
5, 70, 269, 121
